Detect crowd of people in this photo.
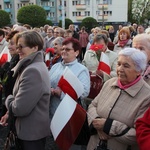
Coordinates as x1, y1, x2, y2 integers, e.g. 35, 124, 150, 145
0, 22, 150, 150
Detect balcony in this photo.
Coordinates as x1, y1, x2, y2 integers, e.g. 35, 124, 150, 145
76, 16, 86, 21
4, 0, 10, 2
4, 8, 11, 13
97, 15, 108, 21
98, 4, 108, 10
76, 4, 86, 10
43, 6, 50, 11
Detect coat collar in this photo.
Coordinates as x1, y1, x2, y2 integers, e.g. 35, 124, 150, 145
111, 77, 145, 97
12, 51, 44, 77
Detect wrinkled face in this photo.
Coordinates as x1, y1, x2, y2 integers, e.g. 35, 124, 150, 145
132, 38, 150, 62
61, 43, 79, 63
8, 38, 18, 56
117, 55, 140, 85
119, 32, 127, 40
53, 41, 62, 55
16, 37, 37, 60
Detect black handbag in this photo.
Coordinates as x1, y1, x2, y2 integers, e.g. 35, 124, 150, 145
4, 105, 21, 150
94, 140, 110, 150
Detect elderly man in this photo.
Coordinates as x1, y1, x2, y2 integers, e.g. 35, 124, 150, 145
132, 33, 150, 84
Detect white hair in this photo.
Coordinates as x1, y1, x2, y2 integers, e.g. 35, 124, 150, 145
145, 27, 150, 34
118, 48, 147, 72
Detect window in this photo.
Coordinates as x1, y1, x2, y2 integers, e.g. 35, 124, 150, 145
85, 11, 90, 16
103, 0, 108, 4
86, 0, 90, 5
72, 11, 81, 16
72, 1, 78, 5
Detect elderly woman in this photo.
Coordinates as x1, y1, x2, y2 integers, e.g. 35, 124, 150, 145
132, 33, 150, 85
49, 37, 90, 119
49, 37, 90, 150
113, 27, 132, 54
87, 48, 150, 150
3, 30, 50, 150
82, 34, 118, 82
50, 37, 64, 68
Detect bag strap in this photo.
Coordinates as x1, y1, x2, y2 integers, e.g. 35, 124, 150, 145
107, 89, 130, 137
8, 103, 16, 132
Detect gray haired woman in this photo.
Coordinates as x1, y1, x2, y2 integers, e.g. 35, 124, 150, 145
87, 48, 150, 150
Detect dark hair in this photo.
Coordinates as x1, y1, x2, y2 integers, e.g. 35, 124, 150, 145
6, 30, 19, 41
0, 29, 5, 37
62, 37, 81, 53
93, 34, 109, 45
15, 30, 44, 51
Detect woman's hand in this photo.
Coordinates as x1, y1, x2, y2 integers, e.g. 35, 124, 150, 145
0, 112, 9, 126
51, 87, 62, 97
92, 118, 106, 130
97, 130, 110, 140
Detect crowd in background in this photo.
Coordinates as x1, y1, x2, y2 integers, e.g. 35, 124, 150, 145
0, 22, 150, 150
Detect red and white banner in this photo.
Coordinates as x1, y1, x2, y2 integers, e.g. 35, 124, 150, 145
0, 46, 11, 66
50, 94, 86, 150
58, 67, 84, 100
97, 52, 110, 75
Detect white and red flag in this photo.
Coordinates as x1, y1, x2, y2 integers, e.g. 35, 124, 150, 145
50, 94, 86, 150
97, 52, 110, 75
58, 67, 84, 100
0, 46, 11, 66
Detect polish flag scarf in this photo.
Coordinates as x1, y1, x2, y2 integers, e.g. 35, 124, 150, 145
0, 46, 11, 66
50, 94, 86, 150
97, 52, 110, 75
58, 67, 84, 100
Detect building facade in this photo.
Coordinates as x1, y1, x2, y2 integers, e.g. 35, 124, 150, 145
0, 0, 128, 26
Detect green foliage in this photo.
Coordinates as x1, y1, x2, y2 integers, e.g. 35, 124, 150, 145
58, 18, 73, 29
80, 17, 98, 32
17, 5, 47, 27
0, 10, 11, 28
44, 20, 53, 26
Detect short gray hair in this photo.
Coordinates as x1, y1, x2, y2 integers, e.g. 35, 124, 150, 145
118, 48, 147, 72
52, 37, 64, 45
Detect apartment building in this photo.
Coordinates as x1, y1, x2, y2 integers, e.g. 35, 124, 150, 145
0, 0, 128, 26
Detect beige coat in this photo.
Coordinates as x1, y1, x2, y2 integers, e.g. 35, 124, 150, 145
82, 48, 118, 82
87, 77, 150, 150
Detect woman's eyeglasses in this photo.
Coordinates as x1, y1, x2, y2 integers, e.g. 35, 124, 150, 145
61, 48, 73, 52
16, 45, 28, 50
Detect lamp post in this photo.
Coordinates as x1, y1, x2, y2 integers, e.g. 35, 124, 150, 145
62, 0, 65, 29
102, 5, 104, 29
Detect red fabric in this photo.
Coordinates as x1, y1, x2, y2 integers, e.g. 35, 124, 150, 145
136, 108, 150, 150
58, 76, 78, 100
118, 39, 129, 47
45, 48, 55, 54
97, 61, 110, 75
90, 44, 103, 51
55, 104, 86, 150
0, 54, 8, 66
117, 76, 141, 89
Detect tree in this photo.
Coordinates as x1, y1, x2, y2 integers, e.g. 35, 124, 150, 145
80, 17, 98, 33
17, 5, 47, 27
0, 10, 11, 28
44, 20, 53, 26
132, 0, 150, 24
58, 18, 73, 29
